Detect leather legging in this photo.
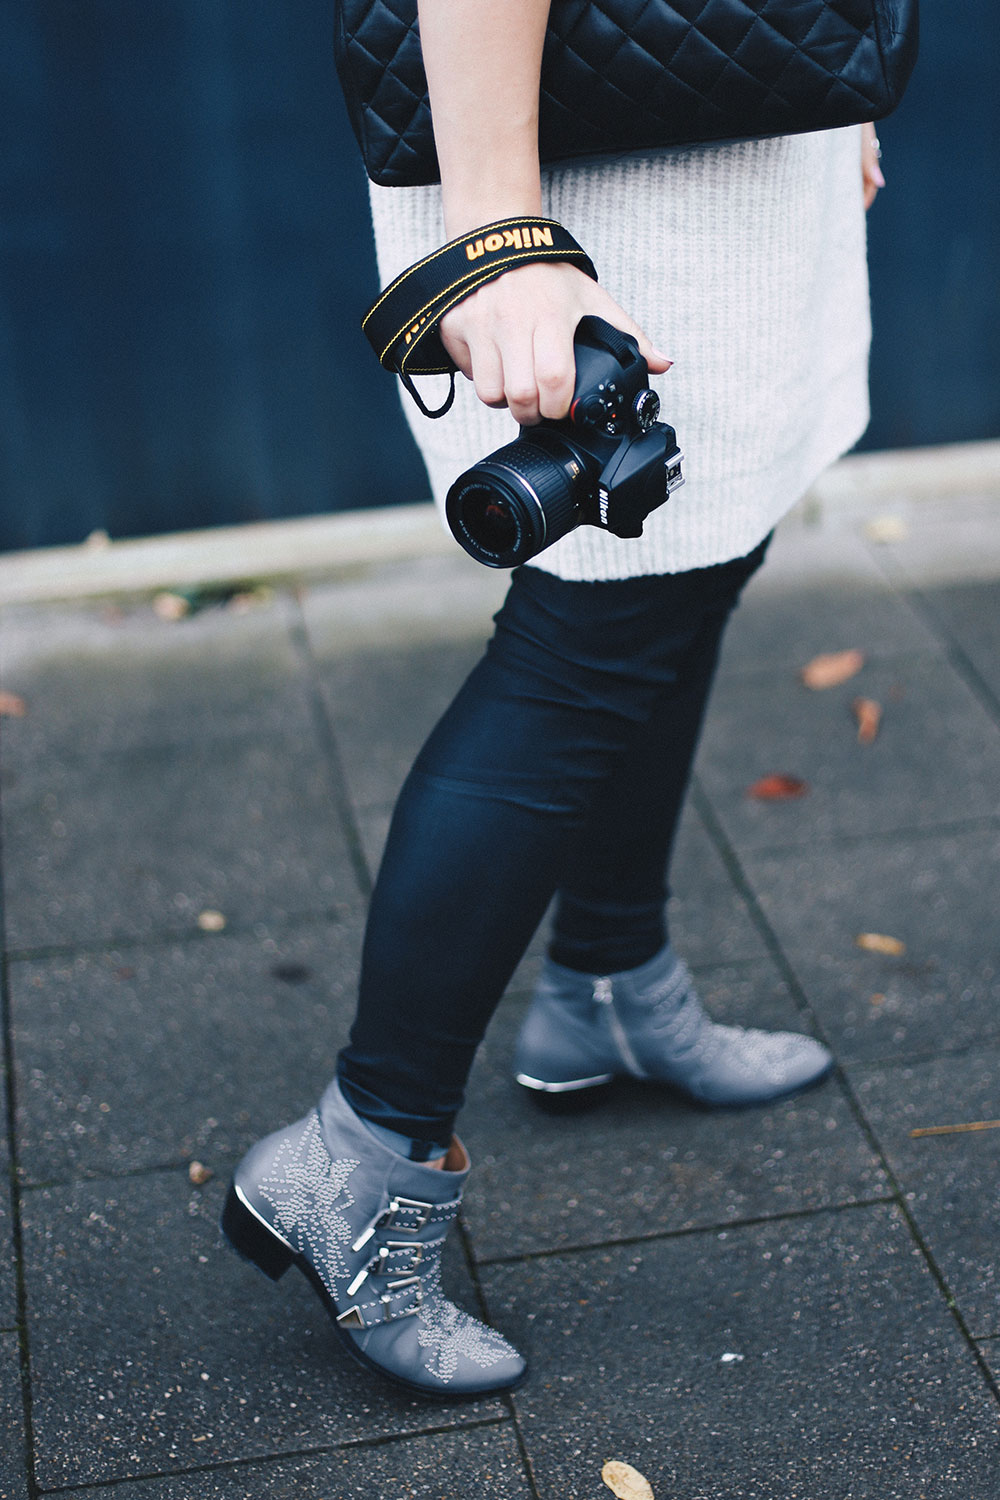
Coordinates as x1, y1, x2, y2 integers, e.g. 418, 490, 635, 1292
337, 536, 769, 1145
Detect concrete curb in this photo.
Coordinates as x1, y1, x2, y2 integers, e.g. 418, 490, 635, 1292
2, 440, 998, 607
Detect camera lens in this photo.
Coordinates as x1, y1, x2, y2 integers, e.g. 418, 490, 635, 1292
454, 487, 523, 559
446, 433, 589, 568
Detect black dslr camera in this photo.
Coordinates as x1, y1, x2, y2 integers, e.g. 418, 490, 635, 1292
445, 316, 684, 568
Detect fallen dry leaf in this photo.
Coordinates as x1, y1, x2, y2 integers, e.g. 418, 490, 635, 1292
197, 909, 227, 933
602, 1460, 655, 1500
153, 591, 190, 622
188, 1161, 213, 1185
0, 691, 27, 718
853, 696, 882, 744
864, 515, 908, 544
856, 932, 905, 956
228, 585, 275, 614
910, 1119, 1000, 1138
800, 648, 866, 689
747, 774, 809, 801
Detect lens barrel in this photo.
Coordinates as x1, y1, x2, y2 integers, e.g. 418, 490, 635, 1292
445, 433, 588, 568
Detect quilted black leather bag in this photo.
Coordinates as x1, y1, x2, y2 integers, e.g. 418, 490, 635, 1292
334, 0, 918, 188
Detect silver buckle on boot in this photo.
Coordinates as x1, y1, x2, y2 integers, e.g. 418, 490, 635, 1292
383, 1195, 434, 1233
381, 1275, 423, 1321
345, 1241, 426, 1298
336, 1276, 423, 1331
351, 1195, 434, 1253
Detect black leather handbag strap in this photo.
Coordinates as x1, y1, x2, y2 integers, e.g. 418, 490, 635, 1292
361, 216, 598, 417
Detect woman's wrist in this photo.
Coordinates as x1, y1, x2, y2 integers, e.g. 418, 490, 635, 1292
438, 132, 544, 238
442, 185, 544, 242
417, 0, 549, 239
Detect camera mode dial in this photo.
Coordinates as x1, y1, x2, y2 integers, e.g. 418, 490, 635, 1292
633, 388, 661, 432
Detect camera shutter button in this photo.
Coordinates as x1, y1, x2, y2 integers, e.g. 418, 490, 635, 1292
574, 393, 611, 427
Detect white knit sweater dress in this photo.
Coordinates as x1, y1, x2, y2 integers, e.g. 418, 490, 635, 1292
367, 127, 870, 582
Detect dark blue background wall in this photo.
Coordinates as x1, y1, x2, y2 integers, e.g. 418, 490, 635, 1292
1, 1, 997, 552
862, 0, 999, 450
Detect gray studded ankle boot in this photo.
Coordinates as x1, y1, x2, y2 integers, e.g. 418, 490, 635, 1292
514, 945, 832, 1107
222, 1080, 525, 1397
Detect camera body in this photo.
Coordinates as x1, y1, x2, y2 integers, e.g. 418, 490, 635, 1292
445, 316, 684, 568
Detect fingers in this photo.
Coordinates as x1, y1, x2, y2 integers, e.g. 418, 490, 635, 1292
440, 271, 577, 424
438, 260, 673, 425
605, 313, 673, 377
533, 323, 576, 421
861, 122, 885, 211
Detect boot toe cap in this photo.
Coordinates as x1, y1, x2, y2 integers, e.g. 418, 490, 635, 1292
683, 1027, 833, 1106
350, 1308, 527, 1395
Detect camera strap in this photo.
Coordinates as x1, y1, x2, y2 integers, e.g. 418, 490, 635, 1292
361, 217, 598, 418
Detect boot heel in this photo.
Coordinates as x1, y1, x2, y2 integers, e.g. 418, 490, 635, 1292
221, 1182, 296, 1281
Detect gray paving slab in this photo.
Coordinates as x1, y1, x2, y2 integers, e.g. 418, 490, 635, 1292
662, 810, 770, 968
741, 826, 1000, 1064
484, 1205, 1000, 1500
20, 1173, 505, 1491
864, 494, 1000, 588
356, 803, 394, 878
356, 804, 770, 973
10, 921, 362, 1185
0, 1332, 28, 1500
747, 507, 897, 591
717, 575, 943, 679
848, 1046, 1000, 1339
48, 1423, 532, 1499
0, 593, 310, 761
911, 577, 1000, 709
0, 1071, 16, 1326
298, 551, 508, 656
458, 961, 885, 1262
317, 640, 484, 813
695, 653, 1000, 850
1, 732, 358, 952
0, 1200, 13, 1333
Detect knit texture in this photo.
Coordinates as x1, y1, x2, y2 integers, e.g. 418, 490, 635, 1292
367, 128, 870, 581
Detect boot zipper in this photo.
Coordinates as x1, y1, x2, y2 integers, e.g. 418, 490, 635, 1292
593, 977, 647, 1078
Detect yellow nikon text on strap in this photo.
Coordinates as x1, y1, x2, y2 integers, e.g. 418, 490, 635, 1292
361, 218, 598, 418
465, 225, 555, 260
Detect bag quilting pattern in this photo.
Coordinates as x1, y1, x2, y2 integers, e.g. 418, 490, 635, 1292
333, 0, 918, 187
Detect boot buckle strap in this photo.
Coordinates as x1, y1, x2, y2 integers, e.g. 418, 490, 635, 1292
351, 1194, 438, 1253
382, 1274, 423, 1321
384, 1239, 425, 1270
383, 1195, 435, 1233
336, 1275, 423, 1331
345, 1240, 427, 1297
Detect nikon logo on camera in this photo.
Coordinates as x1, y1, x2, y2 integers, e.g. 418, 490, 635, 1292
465, 225, 554, 261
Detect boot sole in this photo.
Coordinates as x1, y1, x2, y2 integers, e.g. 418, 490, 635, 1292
514, 1071, 615, 1113
221, 1182, 527, 1399
516, 1058, 834, 1112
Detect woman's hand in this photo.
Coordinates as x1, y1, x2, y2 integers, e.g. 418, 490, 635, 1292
439, 261, 672, 427
861, 122, 886, 210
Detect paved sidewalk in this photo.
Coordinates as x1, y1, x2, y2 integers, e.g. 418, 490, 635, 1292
2, 491, 999, 1499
